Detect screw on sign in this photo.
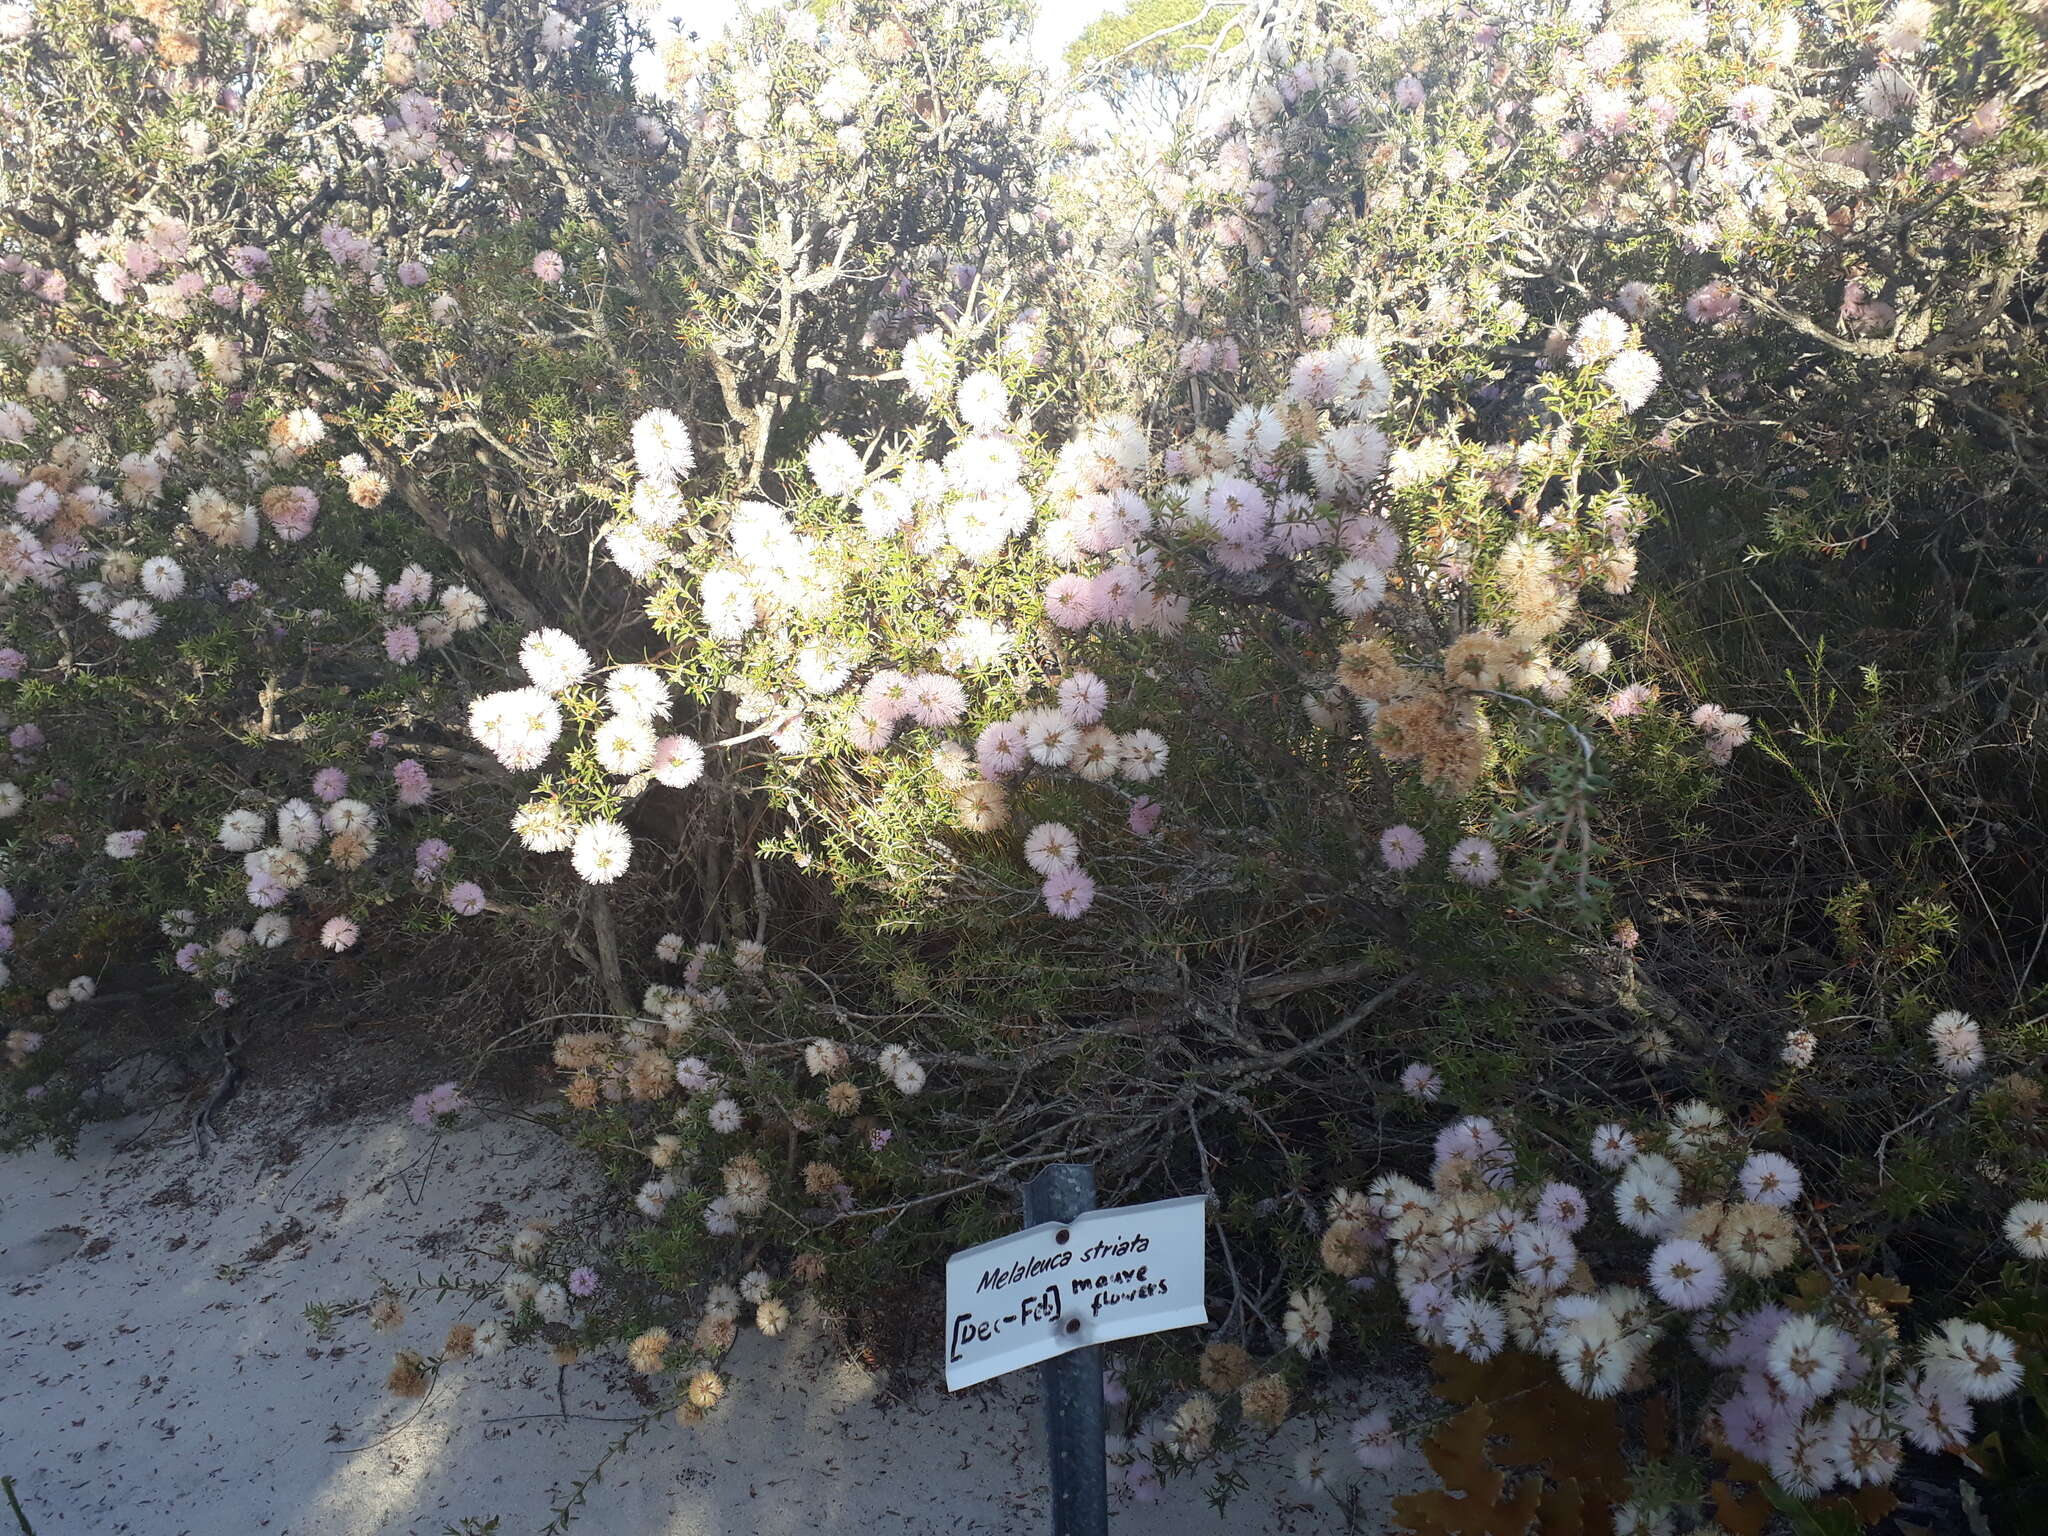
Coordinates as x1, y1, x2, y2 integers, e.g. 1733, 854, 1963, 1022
943, 1165, 1209, 1535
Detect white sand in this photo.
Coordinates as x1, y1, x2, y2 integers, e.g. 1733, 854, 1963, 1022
1, 1087, 1426, 1534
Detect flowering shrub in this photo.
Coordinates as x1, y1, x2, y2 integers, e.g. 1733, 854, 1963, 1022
5, 0, 2047, 1524
1332, 1087, 2038, 1524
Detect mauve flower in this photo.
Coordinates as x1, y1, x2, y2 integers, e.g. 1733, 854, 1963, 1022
1379, 825, 1425, 871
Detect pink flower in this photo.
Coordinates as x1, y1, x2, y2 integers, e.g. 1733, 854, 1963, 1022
320, 916, 359, 952
1089, 566, 1141, 624
1839, 280, 1897, 337
1685, 280, 1743, 327
532, 250, 565, 283
175, 942, 205, 973
845, 710, 893, 752
0, 648, 23, 680
1690, 702, 1752, 764
1042, 866, 1096, 919
447, 881, 485, 916
1350, 1408, 1399, 1469
674, 1056, 715, 1093
409, 1080, 470, 1127
1057, 672, 1108, 725
868, 1127, 893, 1152
906, 672, 966, 728
1399, 1062, 1441, 1100
1647, 1237, 1725, 1310
1599, 683, 1655, 720
1379, 825, 1425, 871
1535, 1182, 1589, 1232
392, 758, 432, 806
414, 837, 453, 876
1127, 796, 1163, 837
384, 625, 421, 665
1447, 836, 1500, 886
568, 1266, 599, 1297
311, 767, 348, 802
261, 484, 318, 541
1044, 574, 1096, 630
859, 670, 914, 723
1024, 821, 1081, 875
976, 720, 1028, 778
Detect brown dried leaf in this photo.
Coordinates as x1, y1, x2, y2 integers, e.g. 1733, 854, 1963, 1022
1710, 1478, 1773, 1536
1854, 1273, 1911, 1309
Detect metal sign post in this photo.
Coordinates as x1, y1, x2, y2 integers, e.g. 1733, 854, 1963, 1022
943, 1167, 1207, 1532
1022, 1164, 1108, 1536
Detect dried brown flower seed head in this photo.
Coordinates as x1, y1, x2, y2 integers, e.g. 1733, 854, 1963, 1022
553, 1032, 612, 1072
369, 1294, 406, 1333
693, 1315, 738, 1356
687, 1369, 725, 1410
1334, 637, 1405, 702
825, 1081, 862, 1116
954, 779, 1010, 832
1716, 1202, 1797, 1278
387, 1350, 430, 1399
627, 1327, 672, 1375
443, 1323, 476, 1359
803, 1161, 843, 1198
628, 1050, 676, 1101
1198, 1342, 1254, 1395
1238, 1373, 1292, 1430
1320, 1220, 1374, 1279
1635, 1027, 1676, 1065
156, 29, 202, 66
1430, 1155, 1482, 1197
1442, 631, 1509, 690
1677, 1202, 1729, 1245
1991, 1073, 2042, 1118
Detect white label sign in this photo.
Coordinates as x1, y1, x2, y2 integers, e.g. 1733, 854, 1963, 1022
943, 1194, 1208, 1391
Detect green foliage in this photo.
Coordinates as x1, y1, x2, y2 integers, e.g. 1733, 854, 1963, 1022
1065, 0, 1240, 85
